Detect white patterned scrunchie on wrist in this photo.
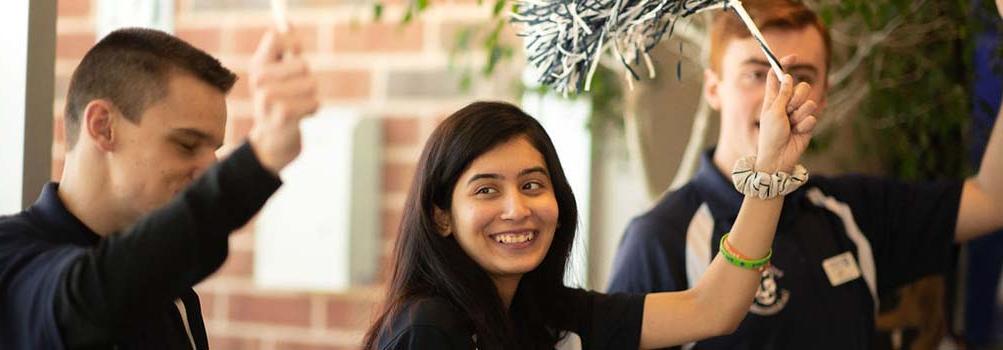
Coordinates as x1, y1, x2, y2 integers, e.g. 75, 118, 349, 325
731, 156, 808, 199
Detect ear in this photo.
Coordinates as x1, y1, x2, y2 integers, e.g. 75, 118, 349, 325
433, 206, 453, 237
82, 99, 117, 152
703, 68, 722, 111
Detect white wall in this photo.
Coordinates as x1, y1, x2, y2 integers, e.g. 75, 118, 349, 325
588, 124, 651, 290
0, 1, 30, 214
0, 1, 55, 214
254, 108, 382, 291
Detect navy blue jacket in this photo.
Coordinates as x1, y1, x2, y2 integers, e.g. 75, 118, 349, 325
0, 142, 280, 349
607, 149, 962, 349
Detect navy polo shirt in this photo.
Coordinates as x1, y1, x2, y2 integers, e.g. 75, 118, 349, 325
607, 149, 963, 350
0, 142, 280, 349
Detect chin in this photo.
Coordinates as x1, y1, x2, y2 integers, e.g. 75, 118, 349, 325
491, 261, 542, 276
486, 250, 548, 274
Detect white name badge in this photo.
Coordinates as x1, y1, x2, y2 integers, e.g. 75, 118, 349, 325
822, 251, 862, 287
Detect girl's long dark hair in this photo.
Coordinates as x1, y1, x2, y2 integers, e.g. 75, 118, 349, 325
363, 101, 579, 350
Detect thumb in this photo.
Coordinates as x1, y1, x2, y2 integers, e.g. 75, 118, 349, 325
771, 74, 794, 115
763, 55, 796, 109
764, 64, 780, 106
776, 55, 797, 73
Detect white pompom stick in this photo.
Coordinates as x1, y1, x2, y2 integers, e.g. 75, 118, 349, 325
729, 0, 785, 78
270, 0, 297, 60
270, 0, 290, 34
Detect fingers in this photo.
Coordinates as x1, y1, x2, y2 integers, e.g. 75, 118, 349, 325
246, 24, 318, 174
251, 28, 300, 64
794, 115, 818, 134
283, 23, 304, 55
265, 75, 317, 99
777, 55, 797, 73
774, 55, 797, 86
787, 82, 811, 114
254, 76, 318, 110
252, 30, 281, 64
248, 26, 315, 122
790, 100, 817, 126
260, 97, 319, 124
253, 69, 318, 121
250, 59, 310, 88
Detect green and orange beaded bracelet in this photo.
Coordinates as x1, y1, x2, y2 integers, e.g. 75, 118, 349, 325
719, 233, 772, 272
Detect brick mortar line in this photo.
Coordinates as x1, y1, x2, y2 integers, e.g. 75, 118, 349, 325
205, 320, 365, 342
311, 293, 328, 331
383, 146, 423, 163
56, 18, 93, 33
196, 279, 385, 300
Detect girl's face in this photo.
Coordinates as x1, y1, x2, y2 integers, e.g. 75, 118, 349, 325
438, 136, 559, 282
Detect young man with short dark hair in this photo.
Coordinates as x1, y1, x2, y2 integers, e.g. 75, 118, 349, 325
0, 27, 317, 349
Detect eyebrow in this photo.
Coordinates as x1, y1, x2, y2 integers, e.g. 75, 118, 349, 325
466, 166, 549, 185
170, 128, 223, 150
742, 58, 819, 74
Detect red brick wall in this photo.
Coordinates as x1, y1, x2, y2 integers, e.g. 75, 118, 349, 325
52, 0, 519, 348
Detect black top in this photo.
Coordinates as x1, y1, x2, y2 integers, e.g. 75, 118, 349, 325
0, 142, 281, 349
377, 289, 645, 350
607, 149, 963, 350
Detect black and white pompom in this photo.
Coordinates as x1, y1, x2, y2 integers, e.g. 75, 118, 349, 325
512, 0, 782, 95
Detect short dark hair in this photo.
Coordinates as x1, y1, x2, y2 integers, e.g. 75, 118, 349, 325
64, 27, 237, 147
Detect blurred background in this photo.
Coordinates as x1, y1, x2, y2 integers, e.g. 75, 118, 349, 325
1, 0, 1002, 349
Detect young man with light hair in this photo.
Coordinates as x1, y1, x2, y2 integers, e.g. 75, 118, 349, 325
608, 1, 1003, 348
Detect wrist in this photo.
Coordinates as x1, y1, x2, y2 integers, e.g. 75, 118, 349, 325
754, 157, 784, 173
754, 149, 797, 173
733, 155, 809, 199
248, 133, 282, 176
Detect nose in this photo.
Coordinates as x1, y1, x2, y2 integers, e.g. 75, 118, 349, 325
499, 192, 531, 222
752, 89, 767, 114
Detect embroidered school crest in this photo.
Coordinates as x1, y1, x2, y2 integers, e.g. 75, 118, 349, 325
750, 265, 789, 315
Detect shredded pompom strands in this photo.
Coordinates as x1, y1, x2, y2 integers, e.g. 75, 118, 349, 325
513, 0, 783, 95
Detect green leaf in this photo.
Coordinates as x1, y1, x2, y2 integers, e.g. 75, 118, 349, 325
483, 19, 504, 49
456, 27, 475, 51
459, 69, 473, 92
373, 2, 383, 22
483, 46, 502, 75
401, 0, 428, 24
492, 0, 507, 17
402, 8, 414, 24
448, 26, 477, 68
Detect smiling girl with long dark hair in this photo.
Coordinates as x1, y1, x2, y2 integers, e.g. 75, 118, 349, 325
364, 66, 817, 349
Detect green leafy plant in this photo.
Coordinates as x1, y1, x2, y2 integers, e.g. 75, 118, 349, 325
813, 0, 986, 180
369, 0, 516, 89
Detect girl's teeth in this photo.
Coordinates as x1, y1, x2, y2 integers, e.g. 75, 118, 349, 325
494, 232, 535, 244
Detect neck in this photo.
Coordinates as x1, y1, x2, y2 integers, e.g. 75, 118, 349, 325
491, 274, 522, 310
58, 150, 127, 236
